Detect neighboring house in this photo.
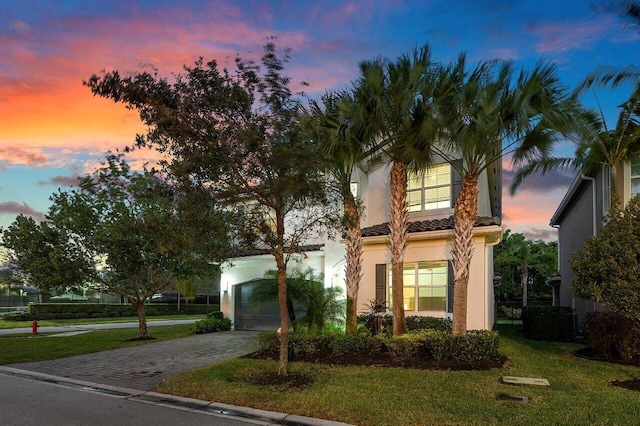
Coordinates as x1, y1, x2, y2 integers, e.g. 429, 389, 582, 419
220, 153, 503, 331
550, 155, 640, 333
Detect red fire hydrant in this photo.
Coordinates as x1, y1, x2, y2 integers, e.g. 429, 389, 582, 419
31, 320, 38, 335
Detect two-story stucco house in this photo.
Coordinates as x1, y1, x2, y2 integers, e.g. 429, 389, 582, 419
220, 153, 503, 331
549, 155, 640, 332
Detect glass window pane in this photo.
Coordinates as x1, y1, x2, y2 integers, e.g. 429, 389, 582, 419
408, 172, 423, 190
424, 187, 450, 210
418, 287, 446, 311
633, 177, 640, 197
403, 287, 415, 310
632, 155, 640, 177
403, 263, 415, 286
424, 163, 451, 187
407, 189, 422, 212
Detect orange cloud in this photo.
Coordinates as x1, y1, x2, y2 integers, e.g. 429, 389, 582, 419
0, 146, 48, 167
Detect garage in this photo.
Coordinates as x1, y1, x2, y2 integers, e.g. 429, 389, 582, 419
233, 279, 281, 331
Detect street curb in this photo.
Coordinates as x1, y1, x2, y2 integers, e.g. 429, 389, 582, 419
0, 366, 353, 426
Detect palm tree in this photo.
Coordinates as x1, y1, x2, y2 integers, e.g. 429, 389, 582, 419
512, 73, 640, 207
249, 268, 344, 332
435, 56, 577, 335
303, 90, 368, 336
352, 44, 439, 336
576, 73, 640, 203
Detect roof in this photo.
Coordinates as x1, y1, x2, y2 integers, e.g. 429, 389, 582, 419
361, 215, 502, 238
230, 244, 325, 259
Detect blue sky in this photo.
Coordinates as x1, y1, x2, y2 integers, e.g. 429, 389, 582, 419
1, 0, 639, 240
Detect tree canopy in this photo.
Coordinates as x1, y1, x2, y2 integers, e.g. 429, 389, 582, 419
2, 154, 231, 338
86, 41, 338, 373
493, 230, 557, 302
571, 195, 640, 320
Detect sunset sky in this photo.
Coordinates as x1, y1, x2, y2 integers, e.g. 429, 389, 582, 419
1, 0, 639, 240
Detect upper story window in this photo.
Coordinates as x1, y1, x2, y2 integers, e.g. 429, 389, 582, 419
350, 181, 358, 199
407, 163, 452, 212
631, 154, 640, 198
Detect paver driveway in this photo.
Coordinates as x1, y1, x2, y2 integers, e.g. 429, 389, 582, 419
6, 330, 259, 390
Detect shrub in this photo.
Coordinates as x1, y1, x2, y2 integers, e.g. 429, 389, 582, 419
521, 306, 573, 341
358, 314, 452, 336
585, 311, 640, 362
427, 330, 499, 362
192, 316, 232, 334
405, 316, 452, 333
256, 329, 500, 364
498, 306, 522, 320
24, 303, 218, 320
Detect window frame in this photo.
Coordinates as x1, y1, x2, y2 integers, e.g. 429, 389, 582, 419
387, 261, 448, 312
407, 162, 456, 212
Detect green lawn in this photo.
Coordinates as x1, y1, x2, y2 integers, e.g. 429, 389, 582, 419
155, 325, 640, 426
0, 314, 205, 329
0, 324, 193, 364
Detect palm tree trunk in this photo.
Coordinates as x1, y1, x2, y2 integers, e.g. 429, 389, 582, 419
611, 163, 620, 206
522, 265, 528, 307
452, 174, 478, 336
389, 161, 409, 336
344, 193, 362, 336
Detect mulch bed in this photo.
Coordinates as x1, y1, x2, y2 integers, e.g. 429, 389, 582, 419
245, 350, 508, 371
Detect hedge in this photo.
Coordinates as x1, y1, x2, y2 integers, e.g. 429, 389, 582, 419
258, 329, 499, 363
522, 306, 574, 341
193, 316, 232, 334
2, 303, 220, 321
585, 311, 640, 362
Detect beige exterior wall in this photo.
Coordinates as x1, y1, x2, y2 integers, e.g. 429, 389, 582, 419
358, 228, 500, 330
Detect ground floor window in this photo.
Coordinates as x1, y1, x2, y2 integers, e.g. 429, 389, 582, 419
388, 261, 447, 311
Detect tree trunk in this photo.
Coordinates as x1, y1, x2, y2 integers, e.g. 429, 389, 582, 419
389, 161, 409, 336
611, 163, 620, 206
522, 265, 528, 307
287, 298, 297, 331
135, 299, 148, 339
344, 193, 362, 336
451, 174, 478, 336
274, 212, 289, 376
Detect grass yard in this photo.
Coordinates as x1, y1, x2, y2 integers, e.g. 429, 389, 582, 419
0, 324, 193, 364
155, 325, 640, 426
0, 314, 205, 329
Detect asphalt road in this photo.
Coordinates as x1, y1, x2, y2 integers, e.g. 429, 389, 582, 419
0, 371, 269, 426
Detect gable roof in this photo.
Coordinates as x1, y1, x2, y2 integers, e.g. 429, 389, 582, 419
361, 215, 501, 238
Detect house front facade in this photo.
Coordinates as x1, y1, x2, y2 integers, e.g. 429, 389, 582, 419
220, 153, 502, 331
550, 155, 640, 332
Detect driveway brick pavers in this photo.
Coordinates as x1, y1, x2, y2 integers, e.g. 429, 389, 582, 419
7, 330, 259, 390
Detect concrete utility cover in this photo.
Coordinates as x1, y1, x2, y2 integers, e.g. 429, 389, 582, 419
501, 376, 550, 387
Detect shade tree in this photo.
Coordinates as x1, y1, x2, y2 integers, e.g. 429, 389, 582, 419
86, 41, 338, 374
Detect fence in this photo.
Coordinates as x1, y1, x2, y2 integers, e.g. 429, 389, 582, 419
495, 300, 553, 325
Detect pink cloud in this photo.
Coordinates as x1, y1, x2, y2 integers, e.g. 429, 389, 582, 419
526, 16, 615, 54
0, 201, 45, 222
37, 175, 81, 188
0, 146, 48, 167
